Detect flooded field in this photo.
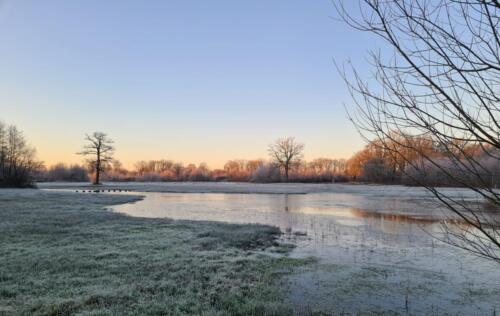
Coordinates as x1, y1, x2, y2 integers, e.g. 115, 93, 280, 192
43, 182, 500, 314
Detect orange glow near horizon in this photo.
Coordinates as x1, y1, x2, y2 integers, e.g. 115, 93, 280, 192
31, 129, 360, 171
0, 0, 369, 171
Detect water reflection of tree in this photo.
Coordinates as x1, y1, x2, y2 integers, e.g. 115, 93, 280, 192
284, 194, 289, 212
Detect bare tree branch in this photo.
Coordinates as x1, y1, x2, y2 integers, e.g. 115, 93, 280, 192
335, 0, 500, 262
77, 132, 114, 185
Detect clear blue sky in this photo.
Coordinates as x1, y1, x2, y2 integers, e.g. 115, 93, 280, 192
0, 0, 376, 168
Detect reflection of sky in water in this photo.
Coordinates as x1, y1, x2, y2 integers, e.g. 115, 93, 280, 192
112, 192, 445, 238
112, 191, 500, 314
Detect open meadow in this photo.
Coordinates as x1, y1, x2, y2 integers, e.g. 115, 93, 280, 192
0, 188, 307, 315
1, 183, 498, 315
1, 0, 498, 314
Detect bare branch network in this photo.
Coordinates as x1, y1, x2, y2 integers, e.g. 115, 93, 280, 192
78, 132, 115, 185
335, 0, 500, 262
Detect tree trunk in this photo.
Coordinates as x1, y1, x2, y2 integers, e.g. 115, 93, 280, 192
94, 150, 100, 185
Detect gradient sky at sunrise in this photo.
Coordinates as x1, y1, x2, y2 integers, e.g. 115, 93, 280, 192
0, 0, 379, 169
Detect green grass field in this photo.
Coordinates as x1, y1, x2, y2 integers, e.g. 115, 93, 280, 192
0, 190, 307, 315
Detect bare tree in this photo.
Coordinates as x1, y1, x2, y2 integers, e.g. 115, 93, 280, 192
0, 122, 42, 187
78, 132, 114, 185
268, 137, 305, 181
335, 0, 500, 262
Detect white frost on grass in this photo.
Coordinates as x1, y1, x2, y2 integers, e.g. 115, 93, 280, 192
0, 189, 304, 315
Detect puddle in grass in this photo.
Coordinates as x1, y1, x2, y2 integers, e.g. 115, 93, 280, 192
106, 189, 500, 314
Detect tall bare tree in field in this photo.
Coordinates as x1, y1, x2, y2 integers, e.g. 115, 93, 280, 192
335, 0, 500, 262
78, 132, 114, 185
269, 137, 304, 181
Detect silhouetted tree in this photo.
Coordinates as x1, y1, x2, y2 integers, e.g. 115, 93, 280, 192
0, 122, 41, 187
78, 132, 114, 185
268, 137, 304, 181
336, 0, 500, 262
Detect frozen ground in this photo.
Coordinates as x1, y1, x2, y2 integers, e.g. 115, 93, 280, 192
39, 181, 483, 198
0, 189, 305, 315
34, 182, 500, 314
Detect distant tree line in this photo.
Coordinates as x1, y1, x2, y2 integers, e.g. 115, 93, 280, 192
35, 132, 500, 187
49, 157, 345, 183
36, 163, 89, 182
37, 136, 349, 184
346, 132, 500, 188
126, 157, 349, 183
0, 122, 42, 187
4, 126, 496, 188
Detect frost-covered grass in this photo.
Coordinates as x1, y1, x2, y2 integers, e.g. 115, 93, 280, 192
0, 190, 305, 315
39, 181, 485, 200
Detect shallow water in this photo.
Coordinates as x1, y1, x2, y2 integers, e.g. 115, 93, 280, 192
108, 186, 500, 315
